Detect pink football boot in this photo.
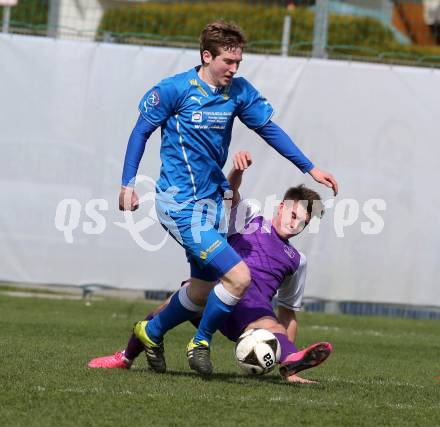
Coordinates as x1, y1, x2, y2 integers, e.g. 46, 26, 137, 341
279, 342, 333, 378
88, 351, 132, 369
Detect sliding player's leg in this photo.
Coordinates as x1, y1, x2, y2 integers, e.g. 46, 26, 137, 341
245, 316, 298, 360
244, 316, 332, 380
88, 296, 172, 369
218, 289, 332, 382
278, 341, 332, 380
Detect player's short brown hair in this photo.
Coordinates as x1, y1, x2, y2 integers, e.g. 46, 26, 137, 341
200, 21, 246, 63
283, 185, 324, 219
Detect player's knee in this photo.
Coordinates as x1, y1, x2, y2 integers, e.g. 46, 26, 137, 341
234, 263, 251, 295
233, 275, 251, 296
223, 262, 251, 297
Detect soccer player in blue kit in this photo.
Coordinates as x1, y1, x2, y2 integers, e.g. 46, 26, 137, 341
92, 152, 333, 383
119, 21, 338, 377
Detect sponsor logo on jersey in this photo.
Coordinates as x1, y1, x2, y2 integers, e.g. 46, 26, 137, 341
283, 245, 296, 259
192, 111, 203, 123
146, 90, 160, 107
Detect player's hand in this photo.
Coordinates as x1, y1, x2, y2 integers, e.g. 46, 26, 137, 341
233, 151, 252, 171
119, 186, 139, 211
308, 167, 338, 196
286, 374, 317, 384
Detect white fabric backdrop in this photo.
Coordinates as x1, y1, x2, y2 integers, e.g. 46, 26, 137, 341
0, 34, 439, 306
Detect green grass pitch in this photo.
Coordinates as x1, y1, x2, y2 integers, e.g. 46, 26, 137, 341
0, 293, 439, 426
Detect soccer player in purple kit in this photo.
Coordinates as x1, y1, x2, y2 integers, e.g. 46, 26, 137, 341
90, 151, 333, 383
118, 20, 338, 377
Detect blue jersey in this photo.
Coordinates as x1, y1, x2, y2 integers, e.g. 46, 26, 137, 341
138, 67, 273, 202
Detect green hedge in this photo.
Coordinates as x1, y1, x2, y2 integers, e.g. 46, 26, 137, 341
98, 2, 440, 65
99, 2, 289, 49
2, 0, 439, 66
0, 0, 48, 33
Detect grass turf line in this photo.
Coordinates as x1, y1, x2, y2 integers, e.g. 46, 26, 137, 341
0, 294, 439, 426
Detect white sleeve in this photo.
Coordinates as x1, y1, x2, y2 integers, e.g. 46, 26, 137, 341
227, 197, 261, 236
277, 252, 307, 311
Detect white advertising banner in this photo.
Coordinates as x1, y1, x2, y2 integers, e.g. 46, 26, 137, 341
0, 34, 439, 306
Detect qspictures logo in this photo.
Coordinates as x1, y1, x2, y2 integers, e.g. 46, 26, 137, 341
54, 175, 386, 251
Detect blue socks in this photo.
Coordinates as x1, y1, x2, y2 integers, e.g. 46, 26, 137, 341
146, 283, 241, 346
193, 284, 240, 344
146, 286, 202, 344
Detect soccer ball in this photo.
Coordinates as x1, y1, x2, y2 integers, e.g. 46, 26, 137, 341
235, 329, 281, 375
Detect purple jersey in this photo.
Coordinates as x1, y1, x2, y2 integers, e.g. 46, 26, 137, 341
219, 215, 301, 341
229, 216, 300, 302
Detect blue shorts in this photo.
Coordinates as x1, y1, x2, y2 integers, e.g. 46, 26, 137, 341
156, 190, 241, 281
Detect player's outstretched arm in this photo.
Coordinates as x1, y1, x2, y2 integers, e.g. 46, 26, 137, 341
226, 151, 253, 206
